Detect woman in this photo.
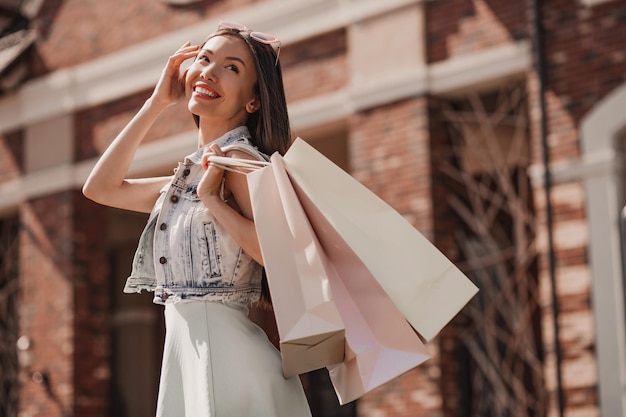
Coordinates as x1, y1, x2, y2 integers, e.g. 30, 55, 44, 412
83, 22, 312, 417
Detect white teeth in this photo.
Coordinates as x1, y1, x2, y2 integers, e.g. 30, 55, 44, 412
195, 87, 218, 97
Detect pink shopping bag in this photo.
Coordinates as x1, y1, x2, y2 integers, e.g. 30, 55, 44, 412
247, 155, 345, 378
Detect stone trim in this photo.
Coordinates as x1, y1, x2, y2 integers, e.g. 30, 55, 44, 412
579, 82, 626, 417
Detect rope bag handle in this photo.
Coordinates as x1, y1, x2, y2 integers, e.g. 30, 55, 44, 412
207, 155, 270, 174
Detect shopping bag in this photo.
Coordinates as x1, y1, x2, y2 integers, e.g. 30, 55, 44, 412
246, 155, 345, 378
283, 138, 479, 341
291, 174, 432, 404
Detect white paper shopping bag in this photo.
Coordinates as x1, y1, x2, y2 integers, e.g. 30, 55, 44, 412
282, 138, 478, 341
291, 175, 431, 404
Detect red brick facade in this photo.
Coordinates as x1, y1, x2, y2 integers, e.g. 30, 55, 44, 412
2, 0, 626, 416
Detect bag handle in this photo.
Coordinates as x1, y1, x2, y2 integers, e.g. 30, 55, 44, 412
207, 155, 270, 174
207, 142, 271, 174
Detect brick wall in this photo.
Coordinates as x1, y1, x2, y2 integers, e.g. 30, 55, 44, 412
17, 191, 112, 417
281, 29, 349, 104
72, 193, 111, 417
18, 193, 75, 417
32, 0, 264, 71
425, 0, 528, 63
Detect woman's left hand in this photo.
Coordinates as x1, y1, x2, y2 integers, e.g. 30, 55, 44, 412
196, 145, 263, 265
198, 143, 226, 199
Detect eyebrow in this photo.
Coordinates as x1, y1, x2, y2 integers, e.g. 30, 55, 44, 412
201, 49, 246, 67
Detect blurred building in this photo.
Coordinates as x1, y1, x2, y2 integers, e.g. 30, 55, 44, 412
0, 0, 625, 416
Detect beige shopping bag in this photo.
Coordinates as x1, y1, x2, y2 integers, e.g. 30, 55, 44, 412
247, 155, 345, 378
283, 138, 478, 342
291, 176, 431, 404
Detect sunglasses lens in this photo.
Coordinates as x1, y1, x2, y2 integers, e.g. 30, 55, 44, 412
251, 32, 276, 42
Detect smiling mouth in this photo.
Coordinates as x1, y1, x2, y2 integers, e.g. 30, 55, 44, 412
194, 86, 221, 99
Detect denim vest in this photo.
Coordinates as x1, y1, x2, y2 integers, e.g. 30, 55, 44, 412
123, 126, 268, 305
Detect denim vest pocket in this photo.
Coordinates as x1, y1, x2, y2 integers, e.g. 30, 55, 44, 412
198, 220, 224, 285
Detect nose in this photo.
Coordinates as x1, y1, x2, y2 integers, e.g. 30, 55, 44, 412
200, 63, 216, 81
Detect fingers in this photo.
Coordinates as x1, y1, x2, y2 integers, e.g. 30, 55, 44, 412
174, 42, 200, 59
209, 144, 224, 155
151, 42, 200, 107
198, 145, 227, 198
165, 42, 199, 76
201, 144, 224, 170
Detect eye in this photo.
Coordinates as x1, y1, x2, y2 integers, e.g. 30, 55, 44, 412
226, 64, 239, 74
196, 53, 209, 62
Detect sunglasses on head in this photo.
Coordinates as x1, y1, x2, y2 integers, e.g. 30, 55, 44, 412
218, 21, 281, 66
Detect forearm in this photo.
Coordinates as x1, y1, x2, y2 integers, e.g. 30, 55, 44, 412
200, 194, 264, 265
83, 98, 168, 202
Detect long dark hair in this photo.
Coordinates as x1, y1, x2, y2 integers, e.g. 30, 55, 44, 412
192, 28, 292, 156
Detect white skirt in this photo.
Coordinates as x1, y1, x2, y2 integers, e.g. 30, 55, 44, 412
156, 301, 312, 417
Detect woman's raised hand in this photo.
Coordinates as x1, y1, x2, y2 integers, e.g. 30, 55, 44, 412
150, 42, 200, 108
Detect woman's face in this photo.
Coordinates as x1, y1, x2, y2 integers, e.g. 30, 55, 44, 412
185, 35, 259, 128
